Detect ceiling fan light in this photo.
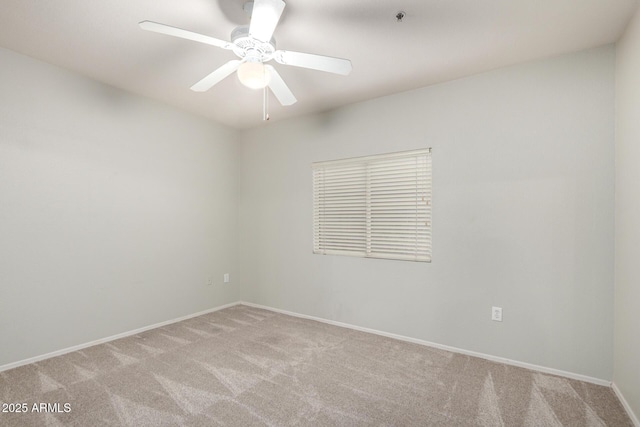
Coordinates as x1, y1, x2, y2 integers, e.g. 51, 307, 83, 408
237, 61, 271, 89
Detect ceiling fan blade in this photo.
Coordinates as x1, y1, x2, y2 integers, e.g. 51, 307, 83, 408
274, 50, 352, 76
265, 65, 297, 106
139, 21, 233, 50
191, 60, 244, 92
248, 0, 285, 42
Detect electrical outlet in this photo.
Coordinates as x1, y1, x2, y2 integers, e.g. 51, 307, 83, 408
223, 273, 230, 283
207, 277, 213, 286
492, 306, 503, 322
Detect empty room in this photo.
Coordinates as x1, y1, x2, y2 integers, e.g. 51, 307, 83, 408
1, 0, 639, 425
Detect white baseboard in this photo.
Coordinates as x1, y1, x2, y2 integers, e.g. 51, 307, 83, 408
240, 301, 612, 387
0, 301, 640, 427
0, 299, 615, 391
613, 382, 640, 427
0, 301, 240, 373
3, 300, 635, 423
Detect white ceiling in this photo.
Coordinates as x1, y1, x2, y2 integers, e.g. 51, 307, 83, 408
0, 0, 637, 129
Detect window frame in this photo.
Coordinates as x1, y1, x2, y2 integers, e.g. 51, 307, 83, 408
312, 148, 432, 263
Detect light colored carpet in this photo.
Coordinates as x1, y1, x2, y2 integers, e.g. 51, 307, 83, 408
0, 305, 632, 426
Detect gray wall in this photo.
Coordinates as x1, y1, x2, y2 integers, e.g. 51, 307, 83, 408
0, 47, 240, 367
615, 4, 640, 421
0, 41, 622, 386
239, 46, 616, 381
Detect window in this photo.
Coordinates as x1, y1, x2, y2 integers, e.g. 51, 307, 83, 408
312, 149, 432, 262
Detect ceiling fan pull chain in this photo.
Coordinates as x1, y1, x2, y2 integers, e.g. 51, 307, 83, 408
263, 79, 270, 121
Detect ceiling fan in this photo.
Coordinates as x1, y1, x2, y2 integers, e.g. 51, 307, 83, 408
139, 0, 353, 107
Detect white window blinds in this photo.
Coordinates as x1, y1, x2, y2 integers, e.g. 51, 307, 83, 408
312, 149, 432, 262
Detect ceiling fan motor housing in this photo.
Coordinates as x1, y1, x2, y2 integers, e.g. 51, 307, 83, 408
231, 25, 276, 62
